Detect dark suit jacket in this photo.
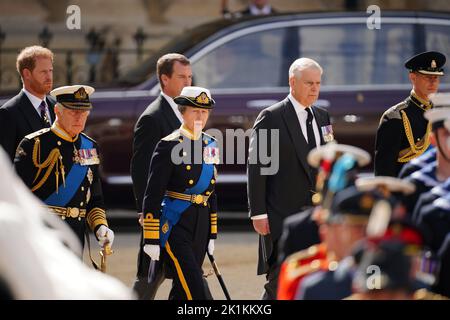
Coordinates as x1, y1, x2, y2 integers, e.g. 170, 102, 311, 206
277, 207, 320, 265
130, 94, 181, 284
130, 94, 181, 213
0, 90, 56, 161
247, 97, 331, 274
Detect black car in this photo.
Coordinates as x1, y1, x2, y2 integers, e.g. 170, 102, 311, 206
5, 11, 450, 210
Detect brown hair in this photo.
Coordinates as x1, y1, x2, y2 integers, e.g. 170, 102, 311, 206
157, 53, 190, 89
16, 45, 54, 78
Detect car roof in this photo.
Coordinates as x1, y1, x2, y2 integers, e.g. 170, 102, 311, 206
117, 10, 450, 89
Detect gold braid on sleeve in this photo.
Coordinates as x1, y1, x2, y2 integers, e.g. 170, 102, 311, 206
31, 138, 65, 193
397, 110, 431, 163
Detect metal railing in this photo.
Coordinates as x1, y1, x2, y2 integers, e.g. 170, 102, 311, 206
0, 26, 155, 93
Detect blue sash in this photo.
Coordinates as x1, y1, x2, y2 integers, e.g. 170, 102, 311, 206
44, 135, 93, 206
160, 138, 216, 247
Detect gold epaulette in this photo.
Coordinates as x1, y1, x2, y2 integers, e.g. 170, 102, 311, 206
414, 289, 449, 300
162, 130, 182, 141
284, 245, 324, 280
397, 111, 431, 163
285, 244, 321, 264
24, 127, 51, 140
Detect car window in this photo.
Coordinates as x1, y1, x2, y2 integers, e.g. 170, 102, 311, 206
192, 28, 285, 89
297, 23, 415, 86
424, 24, 450, 84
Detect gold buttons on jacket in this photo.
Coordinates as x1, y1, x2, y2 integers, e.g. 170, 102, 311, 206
206, 191, 210, 195
81, 186, 85, 191
186, 165, 191, 171
57, 141, 61, 146
211, 179, 215, 184
189, 180, 194, 185
80, 202, 84, 207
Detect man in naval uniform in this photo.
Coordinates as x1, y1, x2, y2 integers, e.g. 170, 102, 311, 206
14, 85, 114, 252
141, 86, 219, 300
374, 51, 446, 177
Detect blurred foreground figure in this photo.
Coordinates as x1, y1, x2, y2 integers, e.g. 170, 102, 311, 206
0, 147, 133, 299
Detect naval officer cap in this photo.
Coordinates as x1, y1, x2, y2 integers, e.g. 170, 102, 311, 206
50, 85, 95, 110
174, 86, 215, 109
405, 51, 446, 76
426, 93, 450, 131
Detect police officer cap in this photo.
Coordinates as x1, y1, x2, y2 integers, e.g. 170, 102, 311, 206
50, 85, 94, 110
404, 51, 446, 76
327, 186, 377, 224
174, 86, 215, 109
308, 142, 371, 168
426, 93, 450, 130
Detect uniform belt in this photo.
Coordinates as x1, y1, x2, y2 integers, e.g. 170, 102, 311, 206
48, 205, 86, 219
165, 191, 212, 205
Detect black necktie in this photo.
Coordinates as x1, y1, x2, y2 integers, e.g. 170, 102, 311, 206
39, 101, 51, 127
305, 107, 317, 151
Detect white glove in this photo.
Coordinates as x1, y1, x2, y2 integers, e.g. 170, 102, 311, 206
207, 239, 215, 255
144, 244, 160, 261
96, 225, 114, 248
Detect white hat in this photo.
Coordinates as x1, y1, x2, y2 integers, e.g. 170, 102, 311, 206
174, 86, 215, 109
50, 85, 95, 110
307, 142, 371, 168
355, 176, 416, 195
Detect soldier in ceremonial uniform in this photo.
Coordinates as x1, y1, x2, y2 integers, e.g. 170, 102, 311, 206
402, 96, 450, 213
141, 86, 219, 300
14, 85, 114, 251
375, 51, 446, 177
296, 178, 419, 300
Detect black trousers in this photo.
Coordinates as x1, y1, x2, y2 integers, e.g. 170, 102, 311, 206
164, 206, 211, 300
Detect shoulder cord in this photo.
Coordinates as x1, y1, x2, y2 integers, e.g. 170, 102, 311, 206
31, 138, 65, 192
397, 110, 431, 163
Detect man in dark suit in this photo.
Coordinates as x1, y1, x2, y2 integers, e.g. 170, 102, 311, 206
247, 57, 333, 300
0, 45, 55, 161
374, 51, 446, 177
130, 53, 192, 299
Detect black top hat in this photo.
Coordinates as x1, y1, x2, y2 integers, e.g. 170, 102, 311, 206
405, 51, 446, 76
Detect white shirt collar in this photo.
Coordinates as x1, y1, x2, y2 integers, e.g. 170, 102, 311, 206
22, 87, 46, 112
249, 4, 272, 15
287, 93, 321, 147
288, 93, 308, 115
161, 91, 183, 123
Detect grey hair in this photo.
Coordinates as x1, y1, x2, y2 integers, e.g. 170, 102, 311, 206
289, 58, 323, 79
178, 105, 188, 114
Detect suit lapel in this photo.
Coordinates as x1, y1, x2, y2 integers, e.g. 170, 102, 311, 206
17, 91, 44, 132
311, 106, 329, 146
46, 96, 56, 123
160, 95, 181, 130
281, 98, 313, 184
